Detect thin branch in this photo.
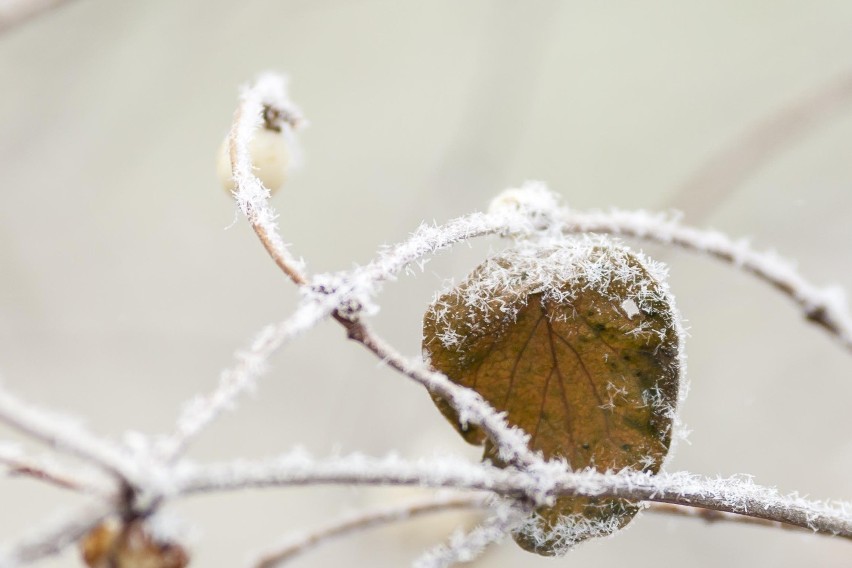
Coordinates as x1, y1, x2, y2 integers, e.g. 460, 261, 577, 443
250, 494, 491, 568
0, 0, 73, 34
412, 501, 525, 568
665, 71, 852, 222
0, 443, 110, 495
337, 319, 541, 469
227, 73, 308, 287
174, 452, 852, 540
159, 301, 329, 462
0, 502, 112, 567
0, 386, 137, 484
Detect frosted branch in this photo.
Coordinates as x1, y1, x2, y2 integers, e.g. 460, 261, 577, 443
412, 501, 525, 568
0, 386, 138, 484
0, 502, 111, 568
160, 301, 329, 461
311, 182, 852, 353
174, 451, 852, 540
250, 493, 491, 568
339, 322, 541, 469
557, 206, 852, 351
667, 71, 852, 220
0, 442, 110, 495
0, 0, 71, 33
228, 73, 308, 286
645, 502, 819, 536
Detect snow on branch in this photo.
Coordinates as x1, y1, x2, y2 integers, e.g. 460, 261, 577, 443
308, 182, 852, 354
174, 451, 852, 539
0, 385, 138, 484
0, 442, 110, 495
160, 301, 330, 462
227, 73, 308, 286
0, 502, 111, 568
0, 0, 71, 33
346, 324, 541, 469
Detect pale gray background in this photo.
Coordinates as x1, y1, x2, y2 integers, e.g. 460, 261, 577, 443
0, 1, 850, 566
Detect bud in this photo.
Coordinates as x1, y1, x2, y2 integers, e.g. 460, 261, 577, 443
216, 126, 290, 197
81, 519, 189, 568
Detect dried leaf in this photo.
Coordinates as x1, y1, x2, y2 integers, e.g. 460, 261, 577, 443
81, 519, 189, 568
423, 239, 683, 555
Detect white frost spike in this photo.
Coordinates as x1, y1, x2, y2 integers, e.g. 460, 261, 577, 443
620, 298, 640, 319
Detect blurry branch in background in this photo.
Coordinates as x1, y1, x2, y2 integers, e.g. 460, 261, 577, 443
0, 72, 851, 567
0, 443, 108, 495
664, 71, 852, 221
645, 503, 822, 536
0, 0, 73, 33
250, 494, 492, 568
426, 1, 560, 206
0, 503, 111, 567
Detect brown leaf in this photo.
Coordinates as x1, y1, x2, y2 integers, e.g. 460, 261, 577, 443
422, 239, 682, 555
81, 518, 189, 568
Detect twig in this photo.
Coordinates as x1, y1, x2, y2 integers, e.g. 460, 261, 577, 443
160, 301, 329, 462
0, 387, 137, 484
319, 185, 852, 352
412, 501, 525, 568
665, 71, 852, 222
0, 443, 110, 495
0, 501, 112, 567
337, 319, 540, 469
174, 452, 852, 540
227, 73, 307, 287
250, 494, 491, 568
0, 0, 73, 34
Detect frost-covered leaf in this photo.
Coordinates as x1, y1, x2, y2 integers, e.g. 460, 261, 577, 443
422, 238, 683, 555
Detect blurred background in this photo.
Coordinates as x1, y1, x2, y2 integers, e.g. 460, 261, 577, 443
0, 1, 851, 566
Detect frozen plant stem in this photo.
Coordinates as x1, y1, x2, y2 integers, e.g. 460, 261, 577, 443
174, 453, 852, 540
250, 494, 491, 568
0, 388, 135, 485
0, 0, 73, 33
412, 502, 526, 568
0, 503, 111, 567
227, 75, 307, 288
